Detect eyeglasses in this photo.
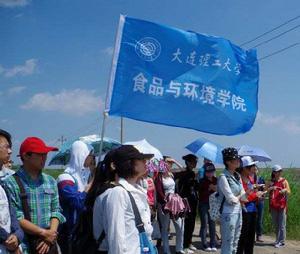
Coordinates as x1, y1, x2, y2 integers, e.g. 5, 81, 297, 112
0, 143, 11, 150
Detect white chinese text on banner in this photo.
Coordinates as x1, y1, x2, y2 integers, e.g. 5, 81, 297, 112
106, 15, 259, 135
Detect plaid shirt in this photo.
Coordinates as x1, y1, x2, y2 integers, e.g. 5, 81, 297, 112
5, 167, 65, 227
5, 168, 65, 253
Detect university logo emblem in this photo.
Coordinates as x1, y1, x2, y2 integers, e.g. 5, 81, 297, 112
135, 37, 161, 61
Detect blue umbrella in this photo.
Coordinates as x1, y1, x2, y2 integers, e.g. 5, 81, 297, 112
238, 145, 271, 162
185, 137, 224, 164
49, 135, 121, 166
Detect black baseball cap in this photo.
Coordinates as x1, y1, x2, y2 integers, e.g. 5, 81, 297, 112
182, 154, 198, 162
222, 147, 239, 161
113, 145, 154, 162
203, 162, 216, 172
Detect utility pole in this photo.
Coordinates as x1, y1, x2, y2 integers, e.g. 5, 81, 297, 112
58, 135, 67, 147
57, 135, 67, 168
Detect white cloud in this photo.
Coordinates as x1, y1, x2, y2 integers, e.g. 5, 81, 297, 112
258, 112, 300, 135
21, 89, 102, 116
0, 119, 9, 124
7, 85, 26, 95
102, 46, 114, 56
0, 0, 29, 7
1, 59, 37, 78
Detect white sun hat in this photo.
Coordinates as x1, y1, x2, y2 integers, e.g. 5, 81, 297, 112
241, 156, 258, 167
272, 164, 283, 172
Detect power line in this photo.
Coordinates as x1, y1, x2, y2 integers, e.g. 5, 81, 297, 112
258, 42, 300, 61
240, 14, 300, 47
250, 23, 300, 49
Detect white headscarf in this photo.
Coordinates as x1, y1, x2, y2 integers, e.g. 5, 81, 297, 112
64, 140, 94, 192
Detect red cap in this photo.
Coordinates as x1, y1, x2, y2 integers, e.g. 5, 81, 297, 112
19, 137, 58, 156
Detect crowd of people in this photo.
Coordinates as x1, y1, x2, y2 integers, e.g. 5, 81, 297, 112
0, 128, 291, 254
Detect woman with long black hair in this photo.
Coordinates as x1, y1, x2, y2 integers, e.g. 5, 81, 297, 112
104, 145, 154, 254
92, 149, 118, 254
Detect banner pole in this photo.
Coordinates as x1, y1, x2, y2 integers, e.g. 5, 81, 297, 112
98, 111, 108, 160
120, 117, 124, 144
99, 15, 125, 160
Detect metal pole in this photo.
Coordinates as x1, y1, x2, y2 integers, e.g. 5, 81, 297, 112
98, 111, 108, 162
120, 117, 124, 144
98, 15, 125, 161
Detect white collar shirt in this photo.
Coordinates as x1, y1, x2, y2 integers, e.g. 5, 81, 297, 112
105, 178, 153, 254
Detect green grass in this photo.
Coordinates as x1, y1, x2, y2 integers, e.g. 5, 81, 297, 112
12, 165, 64, 179
43, 168, 64, 179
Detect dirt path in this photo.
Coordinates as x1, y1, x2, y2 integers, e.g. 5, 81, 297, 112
163, 221, 300, 254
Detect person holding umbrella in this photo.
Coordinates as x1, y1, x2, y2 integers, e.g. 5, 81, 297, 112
197, 158, 212, 182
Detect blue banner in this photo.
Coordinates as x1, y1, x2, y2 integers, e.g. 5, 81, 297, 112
106, 15, 259, 135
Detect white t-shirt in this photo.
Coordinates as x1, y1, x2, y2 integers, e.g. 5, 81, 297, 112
0, 185, 11, 254
162, 176, 176, 195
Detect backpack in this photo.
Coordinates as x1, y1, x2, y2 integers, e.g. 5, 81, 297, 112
209, 192, 225, 221
70, 208, 105, 254
209, 174, 229, 221
270, 178, 287, 210
70, 183, 115, 254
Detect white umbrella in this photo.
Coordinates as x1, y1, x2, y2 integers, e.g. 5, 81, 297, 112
125, 139, 163, 160
125, 139, 165, 172
238, 145, 271, 162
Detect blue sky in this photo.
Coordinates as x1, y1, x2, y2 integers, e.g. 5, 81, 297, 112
0, 0, 300, 167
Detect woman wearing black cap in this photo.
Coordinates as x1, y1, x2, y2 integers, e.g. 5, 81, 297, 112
176, 154, 198, 253
218, 148, 246, 254
198, 163, 217, 252
103, 145, 154, 254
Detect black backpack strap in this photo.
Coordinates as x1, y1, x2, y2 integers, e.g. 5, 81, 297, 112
219, 174, 231, 214
13, 174, 31, 221
96, 230, 106, 246
13, 175, 38, 254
